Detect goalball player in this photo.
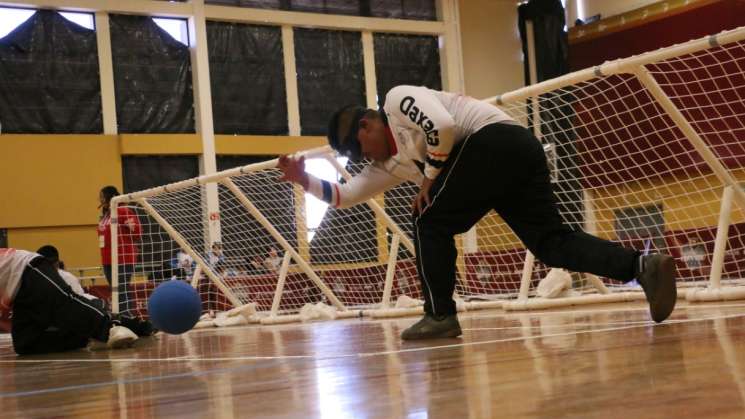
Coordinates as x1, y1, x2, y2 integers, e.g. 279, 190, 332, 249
278, 85, 677, 340
0, 247, 154, 354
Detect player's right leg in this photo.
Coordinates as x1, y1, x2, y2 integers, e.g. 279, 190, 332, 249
403, 126, 511, 340
112, 313, 157, 336
636, 254, 677, 322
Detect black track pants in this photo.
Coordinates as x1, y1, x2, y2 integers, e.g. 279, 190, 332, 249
413, 123, 639, 316
11, 258, 111, 355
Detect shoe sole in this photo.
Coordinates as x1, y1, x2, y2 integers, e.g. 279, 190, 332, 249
650, 255, 677, 323
110, 336, 137, 349
401, 327, 462, 341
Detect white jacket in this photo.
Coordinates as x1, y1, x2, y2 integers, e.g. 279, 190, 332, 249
308, 86, 514, 209
0, 249, 38, 308
59, 269, 98, 301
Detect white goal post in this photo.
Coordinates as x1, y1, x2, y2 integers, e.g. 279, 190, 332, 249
110, 25, 745, 321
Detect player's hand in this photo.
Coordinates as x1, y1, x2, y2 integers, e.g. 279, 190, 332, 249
278, 155, 309, 189
413, 177, 434, 215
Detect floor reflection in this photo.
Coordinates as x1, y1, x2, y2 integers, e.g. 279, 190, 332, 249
5, 303, 745, 418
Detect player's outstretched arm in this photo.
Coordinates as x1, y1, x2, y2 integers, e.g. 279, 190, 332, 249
277, 154, 404, 209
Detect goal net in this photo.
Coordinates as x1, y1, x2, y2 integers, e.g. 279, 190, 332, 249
110, 25, 745, 320
110, 153, 430, 320
489, 26, 745, 308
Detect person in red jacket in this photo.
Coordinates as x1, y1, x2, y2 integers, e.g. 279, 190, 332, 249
97, 185, 141, 315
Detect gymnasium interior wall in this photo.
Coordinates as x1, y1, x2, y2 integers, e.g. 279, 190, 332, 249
0, 134, 324, 268
4, 0, 744, 270
0, 1, 524, 269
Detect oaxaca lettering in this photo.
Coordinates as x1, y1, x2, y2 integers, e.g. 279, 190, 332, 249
400, 96, 440, 146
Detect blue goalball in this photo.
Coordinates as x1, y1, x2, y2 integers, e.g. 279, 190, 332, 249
147, 280, 202, 335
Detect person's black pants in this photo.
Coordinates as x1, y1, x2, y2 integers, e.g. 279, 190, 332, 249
103, 264, 135, 315
413, 123, 639, 316
12, 258, 111, 355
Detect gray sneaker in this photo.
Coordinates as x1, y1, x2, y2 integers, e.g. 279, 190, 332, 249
401, 314, 462, 340
638, 254, 677, 323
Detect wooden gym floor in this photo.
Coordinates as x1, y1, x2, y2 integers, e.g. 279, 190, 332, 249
2, 301, 745, 418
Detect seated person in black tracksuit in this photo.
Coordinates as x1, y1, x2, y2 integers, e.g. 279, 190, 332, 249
0, 248, 154, 355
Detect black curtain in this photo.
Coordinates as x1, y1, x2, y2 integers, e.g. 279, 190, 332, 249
0, 10, 101, 133
286, 0, 360, 15
205, 0, 281, 7
370, 0, 436, 20
205, 0, 437, 20
373, 33, 441, 107
110, 14, 194, 133
294, 28, 365, 135
518, 0, 582, 227
518, 0, 568, 85
122, 155, 199, 193
208, 22, 288, 135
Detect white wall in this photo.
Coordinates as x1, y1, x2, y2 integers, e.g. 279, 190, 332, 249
458, 0, 524, 99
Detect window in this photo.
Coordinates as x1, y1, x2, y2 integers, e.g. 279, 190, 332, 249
153, 17, 188, 45
304, 157, 348, 241
0, 8, 95, 38
0, 7, 35, 39
59, 12, 94, 30
110, 14, 194, 133
0, 9, 101, 133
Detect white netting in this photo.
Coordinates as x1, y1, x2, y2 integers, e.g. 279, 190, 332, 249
112, 27, 745, 318
490, 29, 745, 301
112, 162, 425, 318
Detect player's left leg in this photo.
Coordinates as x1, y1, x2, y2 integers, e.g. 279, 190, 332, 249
11, 258, 137, 354
494, 126, 676, 322
12, 328, 90, 355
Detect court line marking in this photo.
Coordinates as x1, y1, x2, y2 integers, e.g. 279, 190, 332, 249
2, 310, 743, 365
464, 300, 745, 320
0, 316, 701, 360
2, 310, 743, 399
464, 319, 678, 330
364, 311, 745, 357
463, 311, 745, 330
